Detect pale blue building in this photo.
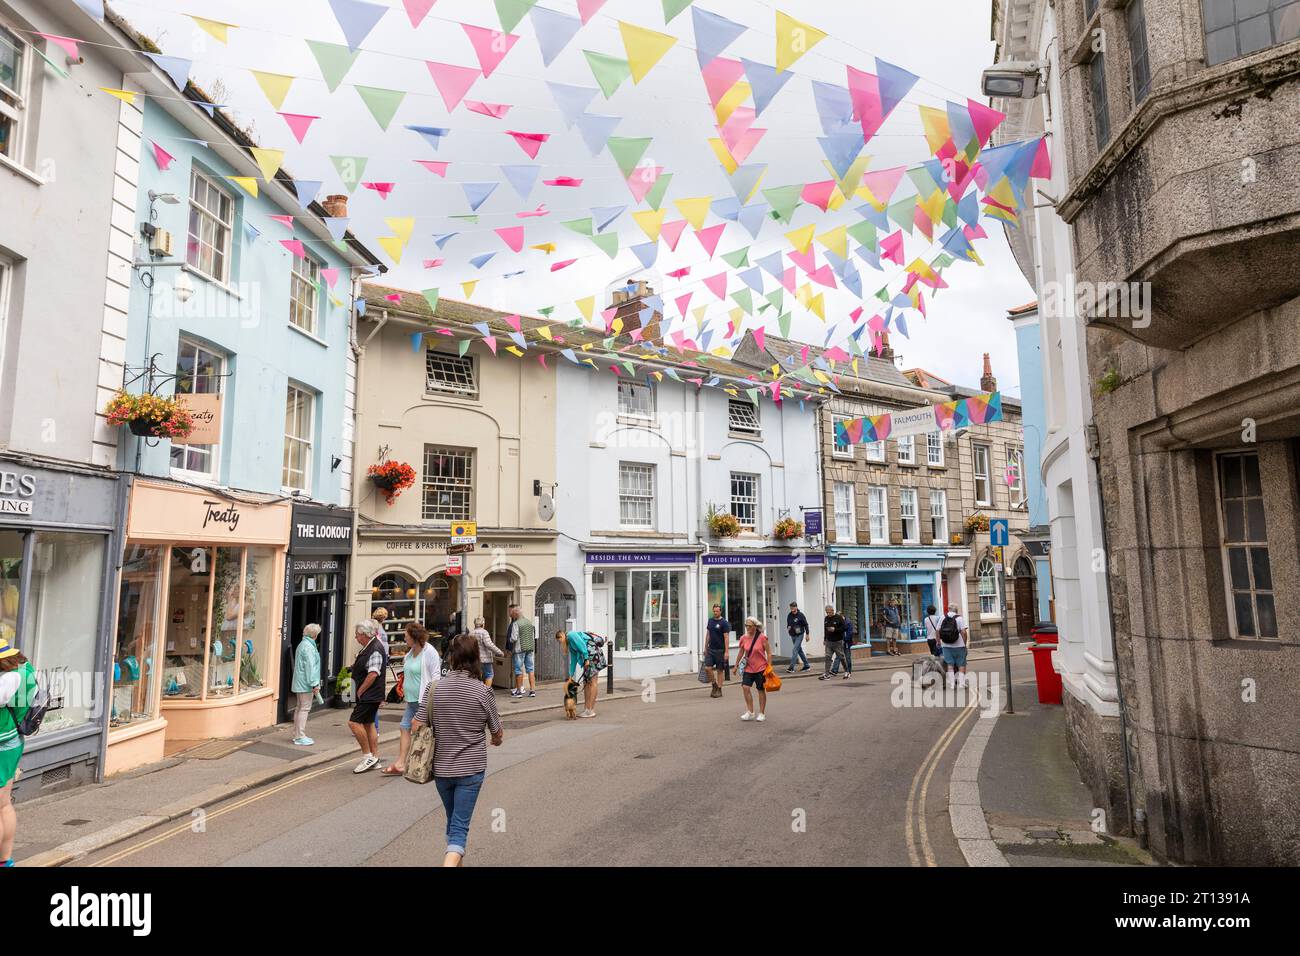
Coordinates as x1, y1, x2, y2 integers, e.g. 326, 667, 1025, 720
1008, 302, 1052, 623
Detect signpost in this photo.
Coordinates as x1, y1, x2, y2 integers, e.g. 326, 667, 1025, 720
450, 520, 477, 543
989, 519, 1013, 714
446, 554, 463, 576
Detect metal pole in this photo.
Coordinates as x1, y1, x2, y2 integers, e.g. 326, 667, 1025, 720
606, 638, 614, 694
999, 557, 1014, 714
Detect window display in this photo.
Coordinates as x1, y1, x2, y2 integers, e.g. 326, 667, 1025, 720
238, 547, 274, 693
163, 546, 211, 699
612, 569, 684, 651
0, 529, 20, 651
706, 567, 776, 640
111, 546, 164, 728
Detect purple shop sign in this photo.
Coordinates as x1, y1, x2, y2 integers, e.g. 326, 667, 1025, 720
585, 550, 699, 565
702, 552, 825, 566
804, 510, 823, 536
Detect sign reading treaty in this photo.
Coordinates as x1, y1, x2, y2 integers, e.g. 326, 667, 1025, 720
835, 392, 1003, 446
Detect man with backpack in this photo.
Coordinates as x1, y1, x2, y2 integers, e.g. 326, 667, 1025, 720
0, 636, 45, 868
936, 604, 970, 688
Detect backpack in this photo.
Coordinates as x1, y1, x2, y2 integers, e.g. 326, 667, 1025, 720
9, 670, 50, 738
939, 614, 961, 645
584, 633, 607, 672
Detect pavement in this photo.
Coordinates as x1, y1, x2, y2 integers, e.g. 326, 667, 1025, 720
11, 643, 1151, 867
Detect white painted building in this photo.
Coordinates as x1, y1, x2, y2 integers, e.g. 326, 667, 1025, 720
554, 287, 827, 679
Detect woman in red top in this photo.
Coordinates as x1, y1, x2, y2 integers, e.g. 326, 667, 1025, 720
738, 617, 770, 723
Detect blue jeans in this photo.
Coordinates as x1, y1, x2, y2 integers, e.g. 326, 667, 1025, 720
786, 635, 809, 670
435, 771, 485, 857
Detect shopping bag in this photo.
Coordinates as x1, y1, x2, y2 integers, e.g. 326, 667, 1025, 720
404, 725, 435, 784
697, 659, 709, 683
763, 664, 782, 692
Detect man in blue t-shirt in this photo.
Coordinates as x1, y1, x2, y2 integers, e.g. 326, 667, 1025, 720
703, 605, 731, 699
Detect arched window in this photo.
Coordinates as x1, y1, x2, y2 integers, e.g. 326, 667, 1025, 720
977, 556, 1000, 616
1013, 555, 1035, 579
371, 572, 416, 636
420, 572, 460, 638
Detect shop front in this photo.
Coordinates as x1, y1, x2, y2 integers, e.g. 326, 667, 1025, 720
829, 548, 946, 656
0, 457, 124, 798
106, 480, 290, 775
279, 504, 353, 721
702, 551, 826, 662
581, 548, 701, 680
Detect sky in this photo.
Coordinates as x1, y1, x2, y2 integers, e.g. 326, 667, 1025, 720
109, 0, 1035, 396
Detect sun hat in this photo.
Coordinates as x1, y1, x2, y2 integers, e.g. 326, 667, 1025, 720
0, 636, 18, 660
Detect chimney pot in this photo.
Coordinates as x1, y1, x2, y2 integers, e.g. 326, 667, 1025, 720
323, 194, 349, 218
980, 352, 998, 392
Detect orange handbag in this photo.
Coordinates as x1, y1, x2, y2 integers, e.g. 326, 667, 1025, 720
763, 664, 782, 692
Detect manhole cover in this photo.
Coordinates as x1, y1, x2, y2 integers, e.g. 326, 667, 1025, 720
179, 739, 251, 760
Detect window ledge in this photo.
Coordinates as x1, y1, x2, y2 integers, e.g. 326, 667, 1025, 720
728, 431, 763, 441
617, 414, 655, 427
183, 263, 244, 300
0, 151, 45, 185
288, 323, 329, 348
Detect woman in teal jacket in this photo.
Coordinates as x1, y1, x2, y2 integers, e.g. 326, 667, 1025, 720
290, 624, 323, 746
0, 636, 37, 867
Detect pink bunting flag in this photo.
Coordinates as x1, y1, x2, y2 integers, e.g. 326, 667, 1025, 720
809, 265, 837, 289
966, 98, 1006, 147
801, 180, 837, 212
37, 33, 80, 59
788, 248, 817, 275
270, 214, 295, 230
385, 293, 403, 303
426, 61, 480, 112
505, 313, 522, 332
675, 293, 693, 317
483, 335, 498, 355
661, 220, 688, 251
601, 307, 618, 330
466, 100, 512, 118
361, 182, 395, 199
626, 166, 663, 203
850, 306, 864, 322
860, 166, 906, 206
964, 223, 988, 241
723, 127, 766, 165
694, 223, 727, 259
149, 141, 175, 171
880, 230, 904, 265
545, 177, 582, 187
753, 327, 766, 352
577, 0, 607, 25
628, 328, 644, 343
506, 130, 550, 159
403, 0, 437, 28
278, 112, 319, 144
847, 66, 884, 140
537, 353, 548, 369
551, 258, 577, 271
517, 204, 549, 218
280, 239, 306, 258
702, 57, 745, 108
800, 345, 810, 364
1031, 137, 1052, 179
719, 107, 755, 151
414, 160, 450, 177
667, 266, 691, 278
462, 23, 519, 78
704, 273, 729, 301
321, 268, 340, 289
423, 258, 444, 268
780, 267, 796, 293
495, 226, 525, 252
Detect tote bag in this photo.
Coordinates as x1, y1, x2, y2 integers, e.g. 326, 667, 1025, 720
404, 683, 437, 785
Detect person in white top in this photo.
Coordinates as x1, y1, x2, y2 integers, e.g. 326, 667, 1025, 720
934, 604, 971, 687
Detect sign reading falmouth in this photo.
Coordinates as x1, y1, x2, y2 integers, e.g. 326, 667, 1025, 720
835, 392, 1003, 446
0, 469, 37, 515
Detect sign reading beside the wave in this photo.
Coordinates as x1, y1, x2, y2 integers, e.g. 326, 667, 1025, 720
450, 520, 477, 544
835, 392, 1003, 446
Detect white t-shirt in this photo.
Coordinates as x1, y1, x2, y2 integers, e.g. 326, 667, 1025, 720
0, 671, 19, 706
926, 613, 967, 648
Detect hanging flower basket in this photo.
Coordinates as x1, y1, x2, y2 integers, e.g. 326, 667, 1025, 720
368, 460, 416, 505
103, 390, 194, 441
773, 517, 804, 541
706, 505, 741, 538
964, 512, 990, 534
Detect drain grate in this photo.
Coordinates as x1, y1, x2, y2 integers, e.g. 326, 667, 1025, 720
42, 764, 72, 786
179, 739, 252, 760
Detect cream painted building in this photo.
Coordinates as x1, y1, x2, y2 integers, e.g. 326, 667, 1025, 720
350, 286, 558, 685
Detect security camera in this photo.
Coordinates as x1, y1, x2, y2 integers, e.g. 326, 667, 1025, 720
981, 61, 1044, 99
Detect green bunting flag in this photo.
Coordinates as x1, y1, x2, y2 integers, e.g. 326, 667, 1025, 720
355, 86, 406, 130
457, 338, 472, 357
584, 51, 632, 98
778, 312, 792, 338
644, 171, 672, 210
731, 289, 753, 314
762, 184, 802, 224
330, 155, 368, 193
495, 0, 538, 33
591, 232, 620, 258
847, 219, 877, 249
307, 40, 360, 93
721, 246, 750, 268
606, 136, 652, 177
422, 288, 440, 313
561, 217, 594, 236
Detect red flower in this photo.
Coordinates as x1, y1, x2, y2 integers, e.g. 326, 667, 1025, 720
367, 461, 416, 505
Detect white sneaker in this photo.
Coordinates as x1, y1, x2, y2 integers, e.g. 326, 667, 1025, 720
740, 711, 754, 721
578, 709, 596, 718
353, 754, 378, 774
756, 713, 766, 722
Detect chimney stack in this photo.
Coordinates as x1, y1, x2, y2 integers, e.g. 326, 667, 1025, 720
323, 194, 349, 218
878, 330, 895, 362
980, 353, 998, 392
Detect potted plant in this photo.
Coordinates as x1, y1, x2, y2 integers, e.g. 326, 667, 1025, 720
334, 666, 353, 706
102, 390, 194, 440
367, 460, 416, 505
706, 504, 741, 538
964, 512, 990, 539
773, 516, 804, 541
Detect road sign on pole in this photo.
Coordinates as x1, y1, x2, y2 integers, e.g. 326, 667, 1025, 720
450, 520, 477, 543
990, 518, 1009, 548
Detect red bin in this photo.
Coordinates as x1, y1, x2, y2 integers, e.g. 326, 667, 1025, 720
1029, 641, 1062, 705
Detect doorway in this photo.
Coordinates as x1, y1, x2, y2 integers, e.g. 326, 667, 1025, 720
281, 569, 341, 722
534, 577, 576, 681
1013, 556, 1037, 638
481, 570, 517, 688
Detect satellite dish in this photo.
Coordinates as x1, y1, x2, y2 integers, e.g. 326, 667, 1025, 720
538, 493, 555, 521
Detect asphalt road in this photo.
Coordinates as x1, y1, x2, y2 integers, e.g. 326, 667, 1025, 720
83, 656, 1020, 867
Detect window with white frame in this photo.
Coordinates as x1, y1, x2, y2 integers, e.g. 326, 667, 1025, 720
618, 380, 653, 419
927, 431, 944, 466
289, 254, 321, 335
422, 446, 474, 521
865, 439, 885, 462
930, 489, 948, 542
170, 338, 224, 478
899, 488, 919, 543
832, 415, 855, 459
0, 25, 28, 163
282, 384, 314, 492
897, 434, 916, 465
187, 169, 235, 283
833, 481, 856, 543
618, 462, 655, 528
1217, 451, 1276, 639
1009, 446, 1026, 509
425, 350, 478, 398
730, 472, 759, 530
868, 486, 888, 544
728, 399, 761, 437
977, 556, 1000, 616
973, 443, 992, 506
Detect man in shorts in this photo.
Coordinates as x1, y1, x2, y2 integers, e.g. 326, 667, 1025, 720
703, 605, 731, 698
508, 604, 537, 700
939, 605, 971, 688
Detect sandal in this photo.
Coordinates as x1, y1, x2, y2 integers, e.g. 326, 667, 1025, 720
381, 765, 405, 776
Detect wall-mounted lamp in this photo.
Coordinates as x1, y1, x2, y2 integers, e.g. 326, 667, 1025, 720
331, 455, 342, 472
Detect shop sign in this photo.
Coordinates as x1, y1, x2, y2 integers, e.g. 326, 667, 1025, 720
585, 550, 697, 565
447, 555, 463, 576
292, 557, 341, 573
834, 558, 941, 571
184, 393, 223, 445
290, 506, 354, 554
447, 542, 475, 555
1024, 540, 1050, 557
702, 552, 826, 567
128, 481, 290, 544
803, 510, 823, 536
0, 469, 37, 515
380, 538, 522, 552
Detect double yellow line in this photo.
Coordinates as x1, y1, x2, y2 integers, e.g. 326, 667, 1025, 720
904, 694, 979, 867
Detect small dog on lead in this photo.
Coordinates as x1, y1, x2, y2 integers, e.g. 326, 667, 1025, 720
563, 678, 580, 719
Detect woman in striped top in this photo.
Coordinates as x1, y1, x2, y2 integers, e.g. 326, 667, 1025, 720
415, 633, 503, 867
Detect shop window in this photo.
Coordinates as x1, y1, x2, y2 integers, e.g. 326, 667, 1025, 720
900, 488, 919, 544
1203, 0, 1300, 66
421, 572, 460, 640
170, 338, 224, 479
618, 380, 653, 419
927, 431, 944, 466
930, 489, 949, 542
728, 399, 761, 438
612, 569, 684, 652
1088, 50, 1111, 146
832, 415, 855, 459
0, 24, 28, 164
973, 443, 992, 505
282, 383, 315, 494
237, 547, 275, 692
1127, 0, 1152, 102
422, 445, 474, 521
0, 529, 21, 660
426, 350, 478, 398
868, 485, 888, 544
618, 462, 655, 528
162, 546, 210, 700
707, 566, 777, 641
111, 545, 164, 729
187, 168, 235, 284
897, 435, 916, 465
977, 556, 1000, 616
833, 481, 856, 543
1216, 452, 1276, 639
730, 472, 759, 530
371, 571, 418, 638
289, 253, 321, 336
21, 532, 106, 735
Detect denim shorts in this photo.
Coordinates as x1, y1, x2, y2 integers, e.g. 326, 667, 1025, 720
482, 661, 494, 681
742, 669, 767, 688
941, 645, 968, 668
399, 700, 421, 731
513, 650, 535, 675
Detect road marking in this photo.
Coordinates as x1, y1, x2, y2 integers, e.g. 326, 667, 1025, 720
905, 690, 979, 867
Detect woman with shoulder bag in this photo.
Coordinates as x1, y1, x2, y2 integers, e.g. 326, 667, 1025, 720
736, 618, 771, 723
386, 623, 441, 776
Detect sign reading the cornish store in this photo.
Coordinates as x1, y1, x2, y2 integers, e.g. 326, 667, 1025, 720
0, 469, 37, 515
835, 558, 936, 571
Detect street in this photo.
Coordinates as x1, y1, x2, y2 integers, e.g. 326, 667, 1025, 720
80, 657, 1012, 867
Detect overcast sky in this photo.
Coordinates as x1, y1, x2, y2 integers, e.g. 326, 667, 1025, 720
111, 0, 1034, 394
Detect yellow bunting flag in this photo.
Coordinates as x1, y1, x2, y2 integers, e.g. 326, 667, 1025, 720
190, 16, 234, 44
775, 11, 827, 72
632, 208, 666, 242
796, 283, 812, 309
536, 325, 552, 340
506, 346, 524, 357
612, 317, 624, 334
226, 176, 259, 197
919, 189, 948, 227
707, 138, 739, 175
101, 87, 139, 105
816, 225, 847, 259
828, 154, 871, 200
250, 70, 295, 110
714, 81, 750, 125
674, 197, 713, 230
531, 242, 556, 254
461, 280, 478, 298
786, 224, 815, 254
919, 106, 952, 156
249, 147, 284, 182
809, 293, 826, 320
377, 236, 405, 264
576, 296, 595, 322
385, 217, 416, 244
618, 21, 678, 84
